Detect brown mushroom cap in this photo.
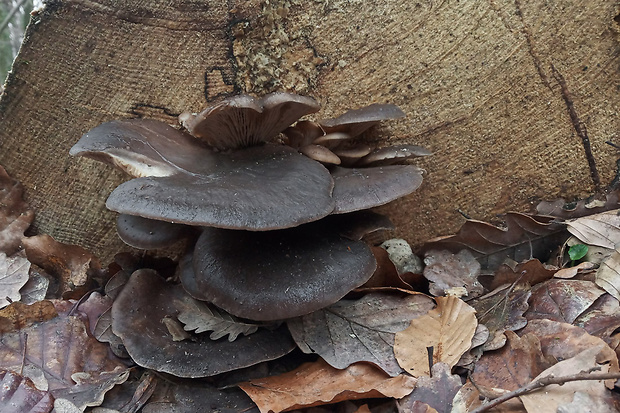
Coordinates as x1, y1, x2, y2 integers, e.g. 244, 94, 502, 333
106, 144, 335, 230
330, 165, 424, 214
70, 119, 212, 178
283, 120, 324, 149
298, 144, 341, 165
116, 214, 192, 249
111, 269, 295, 378
186, 220, 377, 321
319, 104, 405, 137
357, 144, 432, 167
180, 92, 321, 150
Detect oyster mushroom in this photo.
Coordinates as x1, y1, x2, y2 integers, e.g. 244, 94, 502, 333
116, 214, 192, 250
183, 219, 377, 321
319, 103, 406, 137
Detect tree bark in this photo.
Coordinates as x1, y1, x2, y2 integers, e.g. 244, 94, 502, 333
0, 0, 618, 261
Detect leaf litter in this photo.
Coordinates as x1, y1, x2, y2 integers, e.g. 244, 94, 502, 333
3, 168, 620, 412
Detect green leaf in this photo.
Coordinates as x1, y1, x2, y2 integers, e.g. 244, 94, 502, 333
568, 244, 588, 261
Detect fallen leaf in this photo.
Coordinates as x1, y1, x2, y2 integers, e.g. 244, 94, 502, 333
237, 359, 416, 413
574, 294, 620, 342
0, 300, 58, 333
22, 234, 102, 298
111, 269, 295, 378
455, 323, 489, 369
0, 165, 34, 256
394, 296, 477, 377
52, 368, 129, 411
471, 283, 530, 351
520, 319, 620, 387
0, 369, 54, 412
360, 247, 414, 290
0, 301, 127, 393
471, 331, 550, 392
423, 250, 482, 299
596, 247, 620, 301
525, 279, 605, 324
421, 213, 567, 274
288, 292, 435, 377
490, 259, 556, 290
554, 261, 596, 279
18, 265, 50, 304
399, 363, 462, 413
79, 292, 128, 358
0, 251, 30, 308
178, 299, 261, 342
566, 209, 620, 249
520, 346, 613, 413
557, 391, 619, 413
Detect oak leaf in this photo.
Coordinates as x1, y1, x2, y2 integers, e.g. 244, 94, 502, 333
0, 251, 30, 308
288, 292, 435, 377
394, 296, 477, 377
0, 165, 34, 256
237, 358, 416, 413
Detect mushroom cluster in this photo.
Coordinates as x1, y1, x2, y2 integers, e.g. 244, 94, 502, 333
71, 93, 428, 323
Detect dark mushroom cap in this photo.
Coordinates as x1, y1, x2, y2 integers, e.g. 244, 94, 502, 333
319, 103, 405, 137
186, 220, 377, 321
111, 269, 295, 378
330, 165, 424, 214
106, 144, 335, 230
116, 214, 192, 249
283, 120, 324, 149
180, 93, 321, 150
70, 119, 211, 178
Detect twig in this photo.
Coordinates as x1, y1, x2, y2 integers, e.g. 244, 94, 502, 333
19, 332, 28, 375
469, 370, 620, 413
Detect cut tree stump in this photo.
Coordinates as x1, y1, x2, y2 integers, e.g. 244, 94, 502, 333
0, 0, 619, 261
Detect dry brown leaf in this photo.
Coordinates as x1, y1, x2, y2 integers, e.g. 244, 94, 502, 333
394, 296, 477, 377
423, 250, 482, 299
360, 246, 415, 290
22, 234, 102, 298
237, 358, 416, 413
557, 391, 618, 413
525, 279, 605, 324
520, 346, 614, 413
421, 213, 567, 274
288, 292, 435, 377
471, 283, 531, 351
79, 292, 128, 358
471, 331, 551, 392
596, 247, 620, 301
0, 251, 30, 308
0, 369, 54, 412
399, 363, 462, 413
0, 165, 34, 256
574, 294, 620, 342
490, 259, 556, 290
554, 261, 596, 279
0, 300, 58, 333
566, 210, 620, 249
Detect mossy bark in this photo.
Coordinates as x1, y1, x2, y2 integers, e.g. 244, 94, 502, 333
1, 0, 619, 261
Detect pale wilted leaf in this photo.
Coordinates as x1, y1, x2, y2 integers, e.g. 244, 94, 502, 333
79, 292, 128, 358
237, 359, 416, 413
471, 331, 550, 392
422, 213, 567, 274
178, 300, 260, 342
399, 363, 461, 413
566, 210, 620, 249
525, 280, 605, 324
53, 368, 129, 411
0, 301, 127, 393
0, 369, 54, 412
288, 292, 435, 376
596, 247, 620, 301
0, 165, 34, 256
557, 391, 618, 413
18, 267, 50, 305
0, 251, 30, 308
471, 283, 530, 351
394, 296, 477, 377
423, 250, 482, 299
520, 346, 613, 413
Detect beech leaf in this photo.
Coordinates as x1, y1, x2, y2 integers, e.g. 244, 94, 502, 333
595, 247, 620, 301
287, 292, 435, 376
0, 251, 30, 308
237, 358, 416, 413
525, 280, 605, 324
566, 209, 620, 249
0, 165, 34, 256
422, 213, 567, 273
0, 369, 54, 412
178, 300, 260, 342
394, 296, 477, 377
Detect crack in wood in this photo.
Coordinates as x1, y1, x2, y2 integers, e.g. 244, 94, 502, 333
552, 65, 601, 192
514, 0, 551, 89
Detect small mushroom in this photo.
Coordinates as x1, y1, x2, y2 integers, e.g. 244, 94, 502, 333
332, 144, 374, 166
298, 144, 341, 165
185, 220, 377, 321
111, 269, 295, 378
319, 103, 405, 137
357, 144, 432, 167
180, 92, 321, 150
116, 214, 192, 249
330, 165, 424, 214
283, 120, 324, 149
312, 132, 352, 147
